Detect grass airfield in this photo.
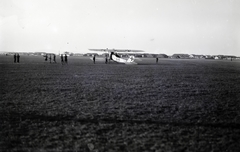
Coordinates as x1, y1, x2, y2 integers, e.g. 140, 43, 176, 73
1, 55, 240, 151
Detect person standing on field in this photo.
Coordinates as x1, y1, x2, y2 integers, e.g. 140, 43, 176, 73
64, 54, 68, 64
53, 54, 56, 63
156, 57, 158, 64
45, 54, 48, 61
14, 54, 16, 63
17, 54, 20, 63
105, 54, 108, 64
49, 54, 52, 63
93, 55, 96, 64
61, 54, 64, 64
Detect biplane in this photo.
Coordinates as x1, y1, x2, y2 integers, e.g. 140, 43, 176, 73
89, 48, 144, 64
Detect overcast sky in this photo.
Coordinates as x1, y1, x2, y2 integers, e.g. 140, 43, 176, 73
1, 0, 240, 55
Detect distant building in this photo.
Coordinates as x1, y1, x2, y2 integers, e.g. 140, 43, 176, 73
32, 52, 46, 56
214, 56, 219, 59
72, 53, 84, 56
172, 54, 190, 59
205, 55, 214, 59
134, 54, 144, 58
144, 54, 154, 58
156, 54, 168, 58
83, 53, 99, 56
190, 54, 205, 59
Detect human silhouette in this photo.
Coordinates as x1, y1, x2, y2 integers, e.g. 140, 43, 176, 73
64, 54, 68, 64
17, 54, 20, 63
156, 57, 158, 64
49, 55, 52, 63
14, 54, 16, 63
45, 54, 48, 61
53, 54, 56, 63
93, 55, 96, 64
105, 55, 108, 64
61, 54, 64, 64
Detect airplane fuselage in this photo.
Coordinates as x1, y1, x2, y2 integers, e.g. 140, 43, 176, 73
110, 52, 136, 64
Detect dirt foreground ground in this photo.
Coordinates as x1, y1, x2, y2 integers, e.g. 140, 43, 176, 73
1, 56, 240, 151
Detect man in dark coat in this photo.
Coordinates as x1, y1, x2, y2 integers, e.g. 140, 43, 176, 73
93, 55, 96, 64
14, 54, 16, 63
64, 54, 68, 64
49, 55, 52, 63
61, 54, 64, 64
53, 54, 56, 63
17, 54, 20, 63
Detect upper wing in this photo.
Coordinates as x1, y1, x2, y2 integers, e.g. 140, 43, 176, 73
89, 49, 109, 52
89, 49, 144, 52
114, 49, 144, 53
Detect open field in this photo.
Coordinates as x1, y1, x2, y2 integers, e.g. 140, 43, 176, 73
1, 55, 240, 151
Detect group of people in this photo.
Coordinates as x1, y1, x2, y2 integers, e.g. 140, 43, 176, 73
12, 53, 68, 64
44, 54, 68, 64
61, 54, 68, 64
13, 54, 20, 63
45, 54, 56, 63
